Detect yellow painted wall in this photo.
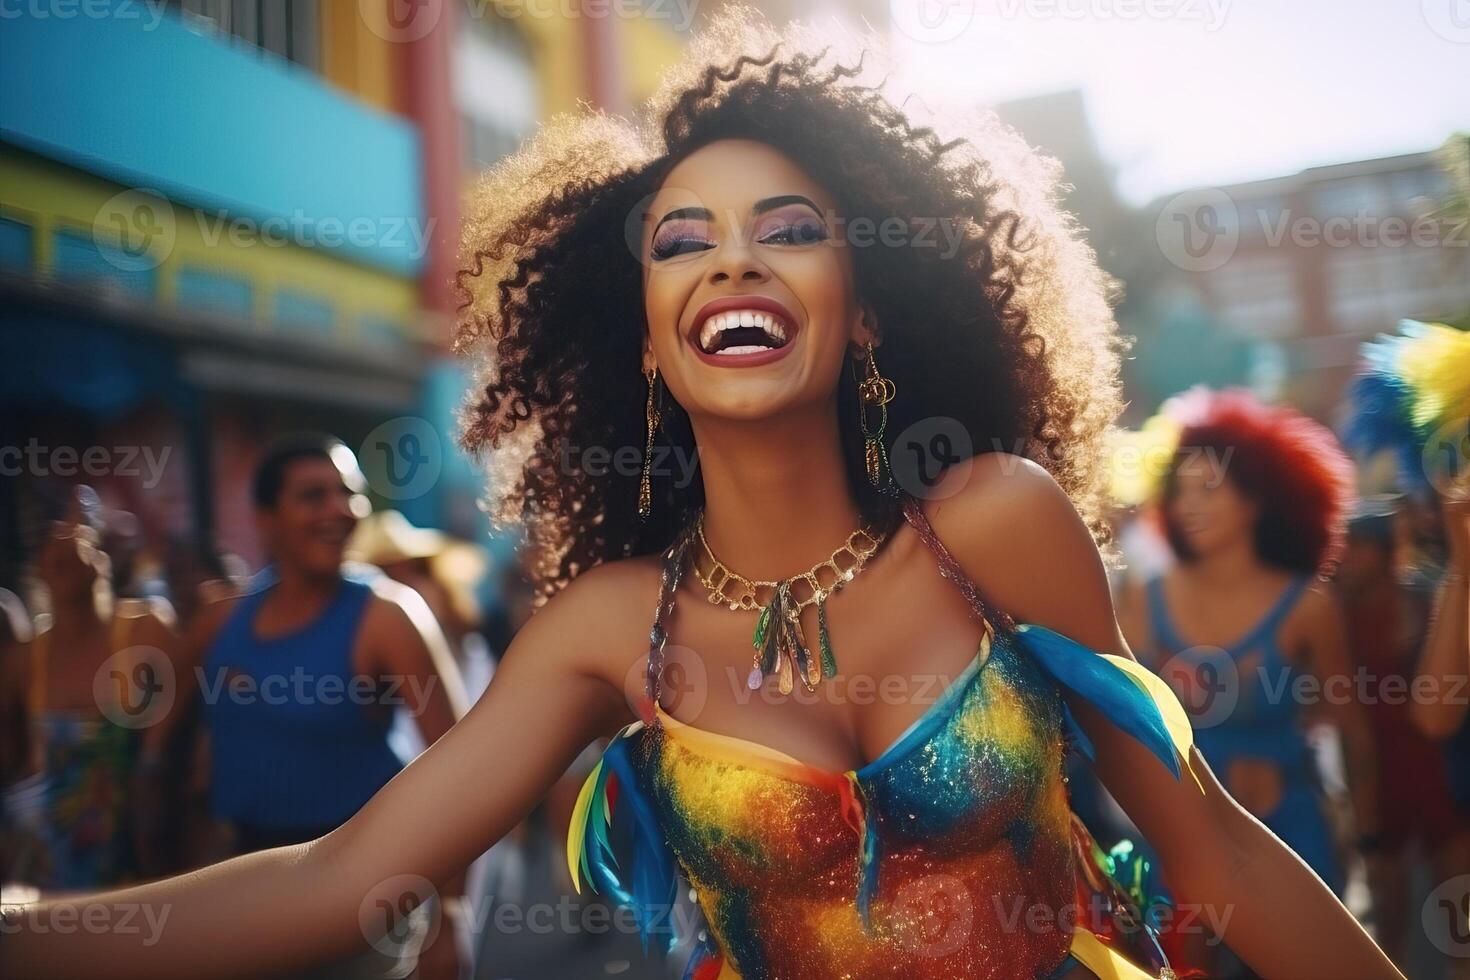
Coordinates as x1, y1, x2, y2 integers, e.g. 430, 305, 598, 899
510, 13, 587, 117
316, 3, 687, 127
0, 147, 418, 343
504, 6, 685, 117
621, 18, 685, 108
320, 0, 399, 113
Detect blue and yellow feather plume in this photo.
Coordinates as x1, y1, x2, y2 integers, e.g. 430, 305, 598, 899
1347, 319, 1470, 491
1013, 624, 1203, 793
566, 721, 682, 954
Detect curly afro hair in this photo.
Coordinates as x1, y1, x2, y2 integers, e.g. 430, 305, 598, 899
455, 6, 1127, 603
1159, 387, 1357, 575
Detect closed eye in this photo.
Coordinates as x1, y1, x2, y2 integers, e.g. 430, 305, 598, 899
650, 234, 715, 261
757, 220, 829, 246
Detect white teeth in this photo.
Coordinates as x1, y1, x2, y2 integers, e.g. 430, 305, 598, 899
696, 309, 791, 353
715, 344, 769, 356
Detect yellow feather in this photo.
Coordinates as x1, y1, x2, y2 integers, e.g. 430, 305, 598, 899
1106, 415, 1183, 507
1401, 321, 1470, 430
1100, 654, 1205, 794
1069, 927, 1163, 979
566, 758, 603, 895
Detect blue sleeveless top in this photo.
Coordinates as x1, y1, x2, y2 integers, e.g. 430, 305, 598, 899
1145, 574, 1312, 766
203, 575, 404, 829
1145, 573, 1343, 893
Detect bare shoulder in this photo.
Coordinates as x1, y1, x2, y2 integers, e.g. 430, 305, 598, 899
922, 452, 1096, 572
499, 553, 666, 698
1288, 576, 1340, 632
918, 453, 1121, 647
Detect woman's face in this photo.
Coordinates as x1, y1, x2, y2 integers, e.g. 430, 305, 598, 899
639, 139, 872, 422
1167, 454, 1258, 558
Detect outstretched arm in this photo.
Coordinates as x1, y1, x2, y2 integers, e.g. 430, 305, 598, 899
0, 567, 641, 980
928, 454, 1404, 980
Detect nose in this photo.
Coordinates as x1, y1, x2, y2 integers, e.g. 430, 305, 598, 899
707, 238, 771, 287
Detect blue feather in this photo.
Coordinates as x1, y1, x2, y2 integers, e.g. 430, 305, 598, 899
855, 805, 882, 933
596, 734, 682, 955
1012, 625, 1183, 781
1343, 371, 1429, 491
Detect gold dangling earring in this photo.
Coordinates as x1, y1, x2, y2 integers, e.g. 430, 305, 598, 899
639, 365, 661, 520
855, 341, 898, 495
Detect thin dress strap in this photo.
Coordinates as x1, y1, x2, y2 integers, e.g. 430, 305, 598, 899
1240, 574, 1315, 665
1144, 576, 1188, 655
899, 494, 1016, 635
643, 522, 698, 725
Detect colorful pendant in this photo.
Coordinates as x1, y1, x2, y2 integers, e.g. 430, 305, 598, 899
817, 598, 838, 679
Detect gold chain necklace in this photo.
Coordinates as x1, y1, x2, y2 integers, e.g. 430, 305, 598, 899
691, 513, 886, 695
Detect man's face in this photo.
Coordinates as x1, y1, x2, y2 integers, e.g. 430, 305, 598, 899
257, 456, 366, 576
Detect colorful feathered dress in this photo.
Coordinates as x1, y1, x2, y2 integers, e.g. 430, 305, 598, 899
569, 495, 1201, 979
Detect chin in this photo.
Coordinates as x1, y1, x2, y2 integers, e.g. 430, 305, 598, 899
304, 551, 346, 577
687, 370, 828, 422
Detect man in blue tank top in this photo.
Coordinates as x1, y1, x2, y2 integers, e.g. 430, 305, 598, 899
166, 433, 469, 979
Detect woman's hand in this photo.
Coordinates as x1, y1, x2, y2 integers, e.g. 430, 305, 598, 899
0, 562, 649, 980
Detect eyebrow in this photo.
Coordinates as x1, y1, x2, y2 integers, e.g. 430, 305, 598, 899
751, 194, 823, 217
649, 195, 825, 237
650, 206, 713, 237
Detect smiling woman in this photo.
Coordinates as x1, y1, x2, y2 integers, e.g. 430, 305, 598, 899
453, 7, 1125, 599
2, 7, 1404, 980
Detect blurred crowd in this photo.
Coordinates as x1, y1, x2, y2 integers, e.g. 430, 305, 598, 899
0, 433, 656, 980
1, 421, 1468, 979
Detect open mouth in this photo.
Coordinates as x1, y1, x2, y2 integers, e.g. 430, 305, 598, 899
696, 310, 791, 355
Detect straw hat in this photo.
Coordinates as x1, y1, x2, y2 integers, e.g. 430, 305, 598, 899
346, 510, 449, 566
347, 510, 491, 624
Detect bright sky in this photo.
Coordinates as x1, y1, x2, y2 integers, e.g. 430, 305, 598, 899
881, 0, 1470, 204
